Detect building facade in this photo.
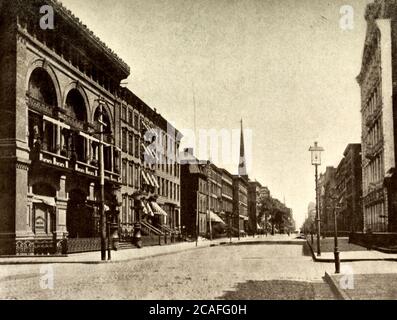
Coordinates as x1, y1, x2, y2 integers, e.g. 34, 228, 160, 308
221, 169, 234, 234
233, 175, 248, 235
357, 0, 397, 232
118, 88, 182, 242
0, 0, 131, 255
180, 149, 208, 238
0, 0, 182, 255
335, 144, 363, 233
318, 167, 336, 235
248, 180, 263, 235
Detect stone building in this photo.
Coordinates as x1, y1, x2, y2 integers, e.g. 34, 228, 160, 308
0, 0, 180, 255
357, 0, 397, 233
318, 167, 336, 235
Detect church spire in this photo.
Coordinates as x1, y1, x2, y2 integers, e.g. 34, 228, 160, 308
238, 119, 248, 178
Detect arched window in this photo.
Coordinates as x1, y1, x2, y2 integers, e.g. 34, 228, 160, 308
65, 89, 87, 123
28, 68, 57, 107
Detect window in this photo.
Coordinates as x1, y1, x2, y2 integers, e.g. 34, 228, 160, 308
134, 113, 139, 130
135, 136, 139, 158
122, 160, 127, 184
128, 110, 133, 126
122, 129, 127, 152
122, 195, 127, 223
135, 165, 139, 187
129, 134, 133, 155
129, 162, 133, 186
122, 106, 127, 121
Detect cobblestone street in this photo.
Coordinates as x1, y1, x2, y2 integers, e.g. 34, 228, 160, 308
0, 241, 337, 300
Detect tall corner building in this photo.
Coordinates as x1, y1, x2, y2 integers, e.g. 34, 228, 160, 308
0, 0, 181, 255
357, 0, 397, 232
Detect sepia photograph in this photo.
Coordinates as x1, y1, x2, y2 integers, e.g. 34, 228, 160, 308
0, 0, 396, 307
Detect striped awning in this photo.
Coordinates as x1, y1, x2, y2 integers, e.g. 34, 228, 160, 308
141, 171, 150, 185
151, 202, 168, 216
32, 195, 56, 207
209, 211, 225, 224
239, 215, 249, 221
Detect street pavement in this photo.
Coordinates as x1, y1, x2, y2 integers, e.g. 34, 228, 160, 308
1, 235, 396, 300
0, 235, 337, 300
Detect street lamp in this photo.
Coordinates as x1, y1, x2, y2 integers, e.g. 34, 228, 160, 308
309, 142, 324, 256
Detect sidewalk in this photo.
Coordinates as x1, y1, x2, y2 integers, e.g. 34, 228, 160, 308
307, 239, 397, 262
325, 272, 397, 300
0, 235, 299, 265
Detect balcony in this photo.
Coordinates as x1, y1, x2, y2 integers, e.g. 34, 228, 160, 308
105, 170, 121, 183
27, 95, 56, 118
39, 150, 69, 169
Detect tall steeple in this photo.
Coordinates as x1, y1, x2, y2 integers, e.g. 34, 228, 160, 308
238, 119, 248, 178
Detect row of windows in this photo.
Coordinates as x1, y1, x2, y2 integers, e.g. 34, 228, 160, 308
364, 153, 384, 191
121, 105, 140, 130
366, 119, 382, 149
121, 128, 140, 158
121, 160, 140, 188
363, 83, 381, 117
158, 178, 180, 202
156, 154, 180, 177
365, 202, 386, 232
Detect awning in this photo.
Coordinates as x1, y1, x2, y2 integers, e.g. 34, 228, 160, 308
142, 202, 148, 215
239, 215, 249, 221
141, 171, 150, 185
151, 202, 168, 216
32, 195, 56, 207
150, 173, 160, 188
209, 211, 225, 224
257, 223, 263, 230
145, 202, 155, 217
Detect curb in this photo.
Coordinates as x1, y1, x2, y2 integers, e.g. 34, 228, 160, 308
0, 243, 214, 265
324, 272, 351, 300
0, 237, 301, 265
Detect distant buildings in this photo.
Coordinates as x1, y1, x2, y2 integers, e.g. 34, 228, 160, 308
248, 181, 263, 234
318, 167, 336, 235
335, 144, 363, 233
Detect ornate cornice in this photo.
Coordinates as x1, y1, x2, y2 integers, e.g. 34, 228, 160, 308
49, 0, 130, 76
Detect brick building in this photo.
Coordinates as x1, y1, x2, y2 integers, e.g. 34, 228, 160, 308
118, 88, 182, 243
233, 175, 248, 235
180, 149, 209, 238
318, 167, 336, 235
221, 168, 234, 234
335, 144, 363, 233
248, 180, 263, 235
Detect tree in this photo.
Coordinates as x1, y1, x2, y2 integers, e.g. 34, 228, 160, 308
257, 195, 295, 235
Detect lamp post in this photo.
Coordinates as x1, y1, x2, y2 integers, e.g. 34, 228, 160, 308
309, 142, 324, 256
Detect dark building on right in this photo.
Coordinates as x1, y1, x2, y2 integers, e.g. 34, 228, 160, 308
357, 0, 397, 233
335, 144, 363, 233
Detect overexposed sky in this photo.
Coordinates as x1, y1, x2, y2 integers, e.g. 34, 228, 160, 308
61, 0, 371, 227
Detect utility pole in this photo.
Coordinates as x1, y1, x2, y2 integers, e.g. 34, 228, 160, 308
99, 102, 107, 261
